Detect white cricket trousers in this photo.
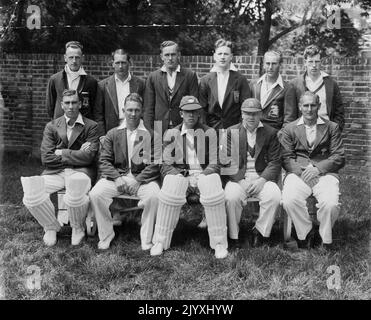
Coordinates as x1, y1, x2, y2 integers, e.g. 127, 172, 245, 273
281, 173, 340, 244
224, 180, 281, 239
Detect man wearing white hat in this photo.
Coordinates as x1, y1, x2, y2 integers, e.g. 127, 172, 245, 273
150, 95, 229, 259
223, 98, 282, 248
21, 89, 99, 247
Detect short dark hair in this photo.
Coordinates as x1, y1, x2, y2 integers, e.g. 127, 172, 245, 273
62, 89, 81, 102
214, 39, 233, 52
160, 40, 179, 53
124, 93, 143, 108
303, 45, 321, 60
111, 49, 131, 63
264, 50, 283, 63
299, 91, 320, 105
65, 41, 83, 52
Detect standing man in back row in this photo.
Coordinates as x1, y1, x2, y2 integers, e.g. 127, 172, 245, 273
199, 38, 251, 130
143, 40, 199, 133
284, 44, 345, 131
94, 49, 145, 138
46, 41, 98, 120
249, 50, 294, 130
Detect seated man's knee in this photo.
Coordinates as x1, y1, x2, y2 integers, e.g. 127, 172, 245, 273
224, 183, 242, 203
65, 173, 91, 206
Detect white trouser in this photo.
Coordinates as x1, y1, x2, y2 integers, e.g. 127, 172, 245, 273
89, 178, 160, 247
224, 180, 281, 239
21, 169, 91, 232
282, 173, 340, 244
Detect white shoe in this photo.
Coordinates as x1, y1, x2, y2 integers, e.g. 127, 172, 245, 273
214, 244, 228, 259
141, 243, 153, 251
197, 217, 207, 228
43, 230, 57, 247
150, 242, 164, 256
98, 232, 115, 250
71, 228, 85, 246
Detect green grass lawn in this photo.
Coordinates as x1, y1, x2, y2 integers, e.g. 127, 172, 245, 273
0, 151, 370, 300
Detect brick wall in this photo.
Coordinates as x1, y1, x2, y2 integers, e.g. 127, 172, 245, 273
0, 53, 370, 176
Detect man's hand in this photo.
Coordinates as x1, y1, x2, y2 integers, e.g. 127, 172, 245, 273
80, 142, 91, 151
301, 166, 320, 185
99, 135, 105, 146
127, 180, 141, 196
245, 177, 266, 197
114, 176, 127, 194
54, 149, 62, 156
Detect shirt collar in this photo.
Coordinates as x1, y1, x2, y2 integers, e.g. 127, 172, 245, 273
210, 62, 238, 73
117, 118, 147, 132
115, 73, 131, 84
244, 121, 264, 133
64, 113, 84, 126
257, 73, 284, 88
161, 64, 181, 73
64, 64, 87, 76
297, 116, 326, 126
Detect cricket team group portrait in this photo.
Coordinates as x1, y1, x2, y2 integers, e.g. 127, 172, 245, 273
0, 0, 370, 302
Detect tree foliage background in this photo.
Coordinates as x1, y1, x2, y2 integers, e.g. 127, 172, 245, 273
0, 0, 369, 56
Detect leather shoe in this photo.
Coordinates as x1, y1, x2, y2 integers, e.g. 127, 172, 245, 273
214, 244, 228, 259
228, 238, 241, 250
150, 242, 164, 256
297, 228, 316, 250
43, 230, 57, 247
98, 232, 115, 250
251, 229, 264, 248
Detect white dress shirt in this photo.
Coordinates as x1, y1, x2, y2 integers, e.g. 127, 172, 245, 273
210, 63, 238, 108
64, 65, 87, 90
305, 71, 329, 120
64, 113, 84, 141
161, 64, 180, 91
115, 73, 132, 122
257, 74, 284, 108
297, 116, 326, 147
244, 122, 264, 180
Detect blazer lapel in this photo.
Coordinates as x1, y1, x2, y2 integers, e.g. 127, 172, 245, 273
129, 77, 138, 94
295, 124, 310, 151
324, 77, 333, 117
62, 70, 69, 90
312, 122, 328, 151
68, 123, 84, 148
223, 71, 238, 107
118, 128, 129, 166
56, 117, 68, 146
172, 70, 185, 98
255, 81, 261, 102
107, 75, 119, 117
255, 127, 264, 159
76, 75, 86, 95
263, 85, 285, 108
210, 73, 219, 106
160, 71, 170, 102
239, 125, 247, 167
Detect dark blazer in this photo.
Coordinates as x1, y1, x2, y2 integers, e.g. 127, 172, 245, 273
199, 70, 251, 130
143, 67, 199, 132
161, 122, 220, 177
284, 73, 345, 131
46, 70, 98, 120
222, 123, 281, 183
93, 74, 145, 137
40, 115, 99, 181
280, 118, 345, 179
98, 125, 159, 184
249, 76, 294, 130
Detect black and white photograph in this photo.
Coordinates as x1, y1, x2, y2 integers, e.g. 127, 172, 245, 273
0, 0, 370, 306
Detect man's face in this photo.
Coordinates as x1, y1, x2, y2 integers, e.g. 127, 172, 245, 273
112, 53, 130, 79
242, 110, 261, 131
263, 53, 281, 79
124, 101, 142, 126
299, 95, 320, 122
62, 94, 81, 119
213, 46, 233, 70
304, 54, 321, 77
160, 45, 180, 71
64, 47, 83, 72
180, 109, 200, 129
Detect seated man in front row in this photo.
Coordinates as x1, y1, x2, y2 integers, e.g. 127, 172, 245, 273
223, 98, 282, 248
280, 91, 345, 249
150, 96, 229, 259
89, 93, 160, 250
21, 89, 99, 246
